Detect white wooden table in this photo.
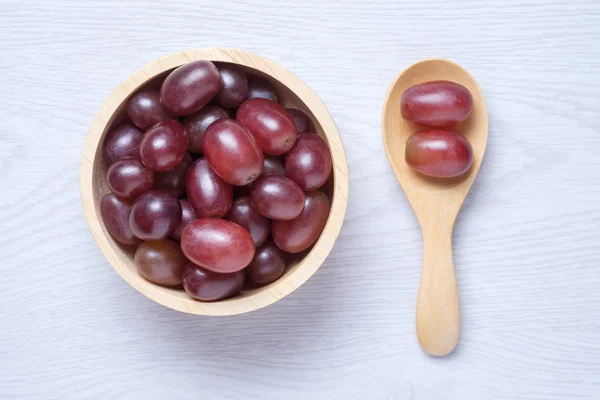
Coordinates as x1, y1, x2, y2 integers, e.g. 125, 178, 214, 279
1, 1, 599, 399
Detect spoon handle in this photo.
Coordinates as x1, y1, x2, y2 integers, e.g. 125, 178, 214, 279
416, 223, 460, 356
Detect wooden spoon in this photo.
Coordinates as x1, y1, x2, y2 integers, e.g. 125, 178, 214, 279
382, 59, 488, 356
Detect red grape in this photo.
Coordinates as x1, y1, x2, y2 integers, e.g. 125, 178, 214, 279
233, 157, 285, 197
160, 60, 221, 116
285, 133, 332, 191
153, 152, 193, 198
246, 240, 285, 285
226, 197, 270, 247
405, 129, 473, 178
172, 199, 197, 241
401, 81, 473, 128
180, 218, 255, 273
140, 120, 189, 172
107, 158, 154, 201
100, 193, 141, 245
128, 190, 182, 240
262, 156, 285, 177
247, 77, 279, 103
250, 175, 306, 220
203, 119, 264, 185
183, 263, 245, 301
186, 158, 233, 218
272, 191, 330, 253
286, 108, 314, 133
237, 98, 297, 155
127, 90, 172, 129
103, 121, 143, 164
215, 64, 248, 108
135, 239, 187, 286
183, 105, 229, 154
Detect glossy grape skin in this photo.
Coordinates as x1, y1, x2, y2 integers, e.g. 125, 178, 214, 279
246, 240, 285, 285
183, 105, 229, 154
262, 156, 285, 177
172, 199, 197, 241
153, 152, 193, 198
233, 157, 285, 196
186, 158, 233, 218
247, 77, 279, 103
203, 119, 264, 185
134, 239, 187, 286
183, 263, 245, 301
250, 175, 306, 220
286, 108, 314, 134
284, 133, 332, 191
180, 218, 255, 273
128, 190, 182, 240
215, 64, 248, 108
103, 122, 143, 165
160, 60, 222, 116
106, 158, 154, 201
272, 191, 330, 253
405, 129, 473, 178
126, 90, 172, 129
227, 197, 270, 247
401, 81, 473, 128
237, 98, 297, 155
100, 193, 141, 245
140, 120, 189, 172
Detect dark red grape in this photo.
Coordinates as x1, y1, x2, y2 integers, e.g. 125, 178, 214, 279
100, 193, 141, 245
262, 156, 285, 177
285, 134, 332, 191
203, 119, 264, 185
401, 81, 473, 128
250, 175, 305, 220
135, 239, 187, 286
183, 263, 245, 301
215, 64, 248, 108
107, 158, 154, 201
246, 240, 285, 285
127, 89, 172, 129
226, 197, 270, 247
172, 199, 197, 241
128, 190, 182, 240
272, 191, 330, 253
160, 61, 221, 116
247, 77, 279, 103
405, 129, 473, 178
186, 158, 233, 218
103, 121, 143, 164
140, 120, 189, 172
183, 105, 229, 154
180, 218, 255, 273
237, 98, 297, 155
286, 108, 314, 133
153, 152, 193, 198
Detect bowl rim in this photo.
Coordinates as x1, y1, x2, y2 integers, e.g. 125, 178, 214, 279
80, 47, 348, 315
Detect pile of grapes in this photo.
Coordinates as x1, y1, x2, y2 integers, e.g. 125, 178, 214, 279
100, 60, 333, 301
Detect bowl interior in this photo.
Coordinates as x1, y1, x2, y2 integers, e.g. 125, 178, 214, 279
86, 52, 343, 315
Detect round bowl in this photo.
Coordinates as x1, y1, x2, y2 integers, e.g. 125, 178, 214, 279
80, 48, 348, 315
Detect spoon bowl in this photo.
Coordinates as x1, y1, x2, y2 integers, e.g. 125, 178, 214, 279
382, 59, 488, 356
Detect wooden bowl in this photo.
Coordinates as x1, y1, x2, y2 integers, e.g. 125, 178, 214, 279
80, 48, 348, 315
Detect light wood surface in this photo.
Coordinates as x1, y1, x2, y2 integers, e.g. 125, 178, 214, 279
382, 59, 488, 356
80, 48, 348, 315
1, 1, 600, 399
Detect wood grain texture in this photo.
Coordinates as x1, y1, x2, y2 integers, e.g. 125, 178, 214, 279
1, 0, 599, 399
383, 59, 489, 356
